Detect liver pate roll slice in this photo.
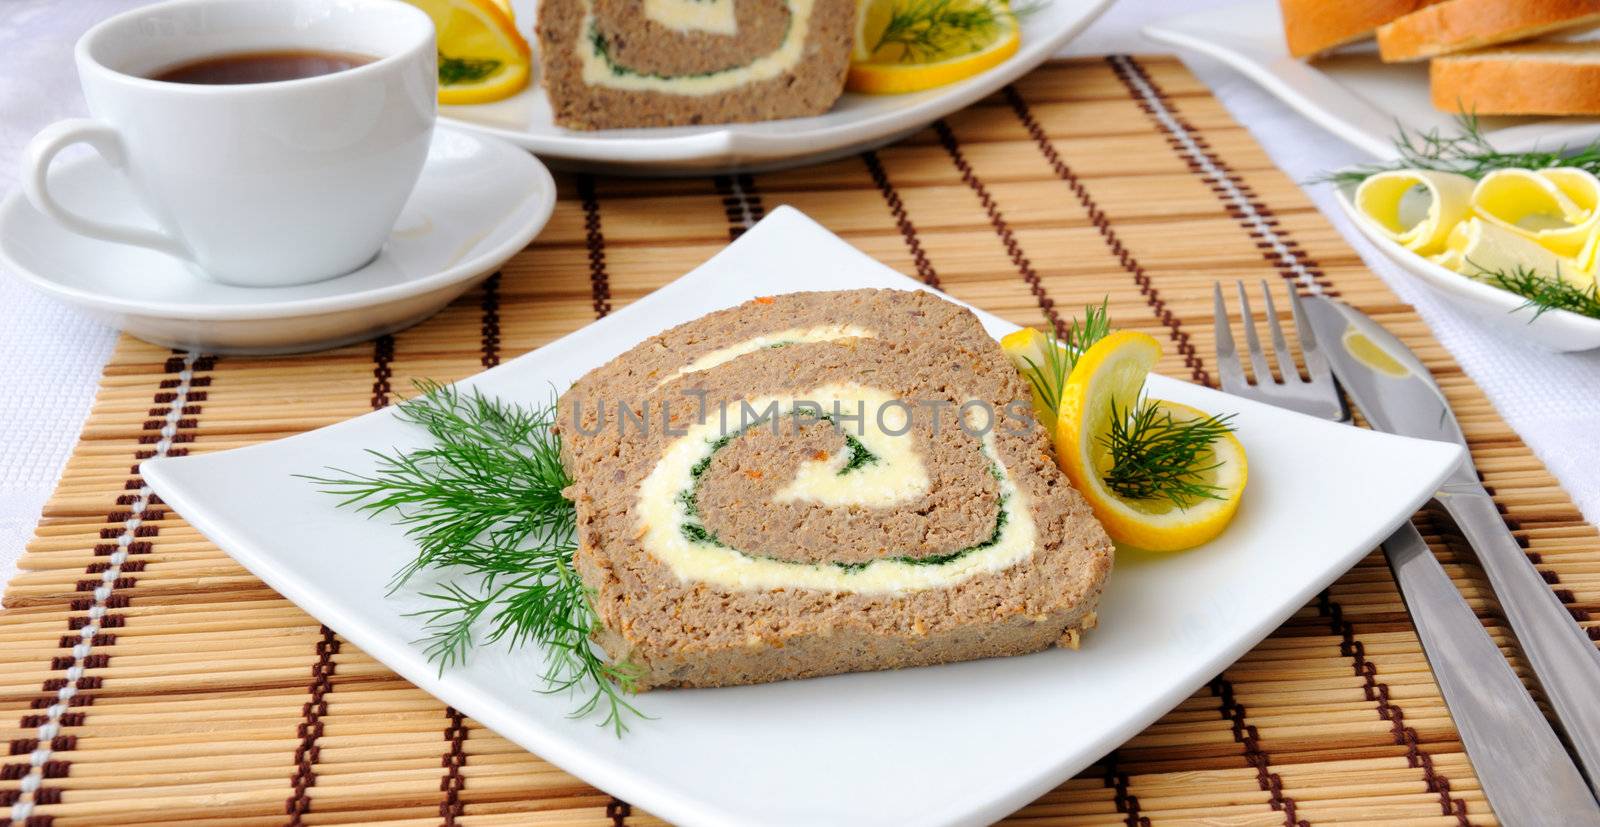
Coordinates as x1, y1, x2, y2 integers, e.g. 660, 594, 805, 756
537, 0, 855, 129
562, 330, 1114, 689
557, 289, 1000, 469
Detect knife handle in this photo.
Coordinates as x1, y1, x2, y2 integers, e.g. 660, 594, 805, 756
1382, 522, 1600, 821
1438, 482, 1600, 798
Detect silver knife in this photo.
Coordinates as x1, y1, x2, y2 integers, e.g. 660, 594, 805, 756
1303, 295, 1600, 805
1381, 522, 1600, 821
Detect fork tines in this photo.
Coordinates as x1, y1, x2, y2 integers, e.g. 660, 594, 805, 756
1211, 280, 1342, 421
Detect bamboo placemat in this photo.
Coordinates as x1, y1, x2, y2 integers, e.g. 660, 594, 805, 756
4, 54, 1595, 826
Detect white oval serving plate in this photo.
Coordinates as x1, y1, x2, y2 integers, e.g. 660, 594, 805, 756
1331, 179, 1600, 352
1144, 0, 1600, 161
437, 0, 1116, 175
0, 126, 556, 355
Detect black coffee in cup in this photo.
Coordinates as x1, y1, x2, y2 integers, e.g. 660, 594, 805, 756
149, 50, 376, 85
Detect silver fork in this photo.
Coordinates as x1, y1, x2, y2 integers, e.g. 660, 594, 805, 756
1212, 281, 1342, 420
1212, 281, 1600, 823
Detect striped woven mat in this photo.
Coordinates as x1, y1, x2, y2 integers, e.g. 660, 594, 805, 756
4, 54, 1594, 826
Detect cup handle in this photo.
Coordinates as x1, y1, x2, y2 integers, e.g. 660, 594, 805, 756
23, 119, 190, 260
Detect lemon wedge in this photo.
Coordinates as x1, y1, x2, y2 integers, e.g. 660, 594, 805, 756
854, 0, 895, 62
847, 0, 1020, 95
1052, 330, 1160, 517
1053, 332, 1247, 552
999, 326, 1060, 432
406, 0, 531, 105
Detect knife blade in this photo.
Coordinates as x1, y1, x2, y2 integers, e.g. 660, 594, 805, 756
1302, 295, 1600, 801
1382, 521, 1599, 822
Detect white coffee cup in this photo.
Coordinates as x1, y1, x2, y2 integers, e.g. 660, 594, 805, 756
23, 0, 437, 287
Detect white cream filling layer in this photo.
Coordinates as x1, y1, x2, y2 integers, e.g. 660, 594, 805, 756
643, 0, 738, 34
773, 391, 927, 506
635, 383, 1036, 595
654, 324, 874, 388
580, 0, 813, 95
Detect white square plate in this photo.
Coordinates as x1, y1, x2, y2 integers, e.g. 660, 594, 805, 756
1144, 0, 1600, 159
144, 207, 1465, 827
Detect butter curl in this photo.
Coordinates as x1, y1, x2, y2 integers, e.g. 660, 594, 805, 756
1471, 167, 1600, 259
1355, 170, 1476, 255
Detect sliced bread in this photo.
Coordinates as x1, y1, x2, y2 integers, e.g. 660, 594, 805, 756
1378, 0, 1600, 63
536, 0, 855, 129
1432, 42, 1600, 114
1277, 0, 1440, 58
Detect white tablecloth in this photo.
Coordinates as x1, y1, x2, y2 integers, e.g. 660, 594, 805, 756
2, 0, 1598, 591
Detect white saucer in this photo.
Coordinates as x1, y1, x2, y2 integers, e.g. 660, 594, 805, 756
0, 125, 555, 354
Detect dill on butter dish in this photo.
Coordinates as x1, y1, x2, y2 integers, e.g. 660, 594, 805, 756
1331, 115, 1600, 322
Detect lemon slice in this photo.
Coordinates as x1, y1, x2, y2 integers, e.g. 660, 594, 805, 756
406, 0, 531, 105
999, 326, 1060, 433
1054, 333, 1247, 552
853, 0, 894, 62
1053, 330, 1159, 507
847, 0, 1020, 95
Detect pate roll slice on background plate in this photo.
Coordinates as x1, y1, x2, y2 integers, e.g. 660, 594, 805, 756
434, 0, 1116, 172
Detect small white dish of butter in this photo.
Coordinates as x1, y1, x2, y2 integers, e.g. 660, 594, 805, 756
1333, 170, 1600, 352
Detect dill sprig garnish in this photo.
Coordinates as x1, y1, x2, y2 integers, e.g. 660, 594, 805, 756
1010, 301, 1237, 508
873, 0, 1001, 62
1469, 261, 1600, 321
1322, 113, 1600, 186
438, 52, 502, 86
1101, 398, 1237, 509
301, 381, 645, 735
1014, 300, 1111, 421
869, 0, 1044, 63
